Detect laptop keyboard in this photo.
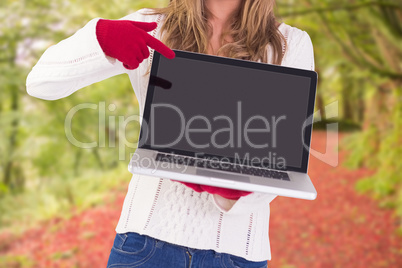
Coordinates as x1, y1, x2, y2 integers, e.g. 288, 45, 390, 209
155, 153, 290, 181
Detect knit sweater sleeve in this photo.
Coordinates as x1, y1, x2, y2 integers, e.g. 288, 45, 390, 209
26, 12, 146, 100
283, 29, 315, 71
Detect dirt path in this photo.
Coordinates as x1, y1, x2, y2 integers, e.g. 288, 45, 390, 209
1, 132, 401, 267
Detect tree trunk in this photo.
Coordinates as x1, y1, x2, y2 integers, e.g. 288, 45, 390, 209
3, 85, 20, 191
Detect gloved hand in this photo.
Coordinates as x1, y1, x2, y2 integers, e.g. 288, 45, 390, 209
96, 19, 175, 69
179, 182, 252, 200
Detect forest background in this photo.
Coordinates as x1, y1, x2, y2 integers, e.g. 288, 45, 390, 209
0, 0, 401, 267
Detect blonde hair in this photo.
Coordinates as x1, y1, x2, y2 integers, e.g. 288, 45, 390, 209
151, 0, 286, 65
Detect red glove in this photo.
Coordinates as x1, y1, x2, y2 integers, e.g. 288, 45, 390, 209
96, 19, 175, 69
179, 182, 252, 200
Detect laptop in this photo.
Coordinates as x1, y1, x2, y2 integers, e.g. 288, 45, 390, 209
128, 49, 318, 200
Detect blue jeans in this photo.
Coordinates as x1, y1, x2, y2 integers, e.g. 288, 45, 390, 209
107, 232, 267, 268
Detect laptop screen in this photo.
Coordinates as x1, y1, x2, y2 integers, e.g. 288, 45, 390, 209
140, 50, 317, 173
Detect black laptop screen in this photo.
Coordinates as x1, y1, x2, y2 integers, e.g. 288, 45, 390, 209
140, 50, 317, 172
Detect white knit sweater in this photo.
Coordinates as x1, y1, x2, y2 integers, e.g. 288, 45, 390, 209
26, 9, 315, 261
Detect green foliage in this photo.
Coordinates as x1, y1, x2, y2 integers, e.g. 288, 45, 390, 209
343, 125, 379, 169
354, 89, 402, 218
343, 88, 402, 230
0, 163, 130, 234
0, 255, 34, 268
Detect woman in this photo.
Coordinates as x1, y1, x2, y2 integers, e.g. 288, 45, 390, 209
27, 0, 314, 267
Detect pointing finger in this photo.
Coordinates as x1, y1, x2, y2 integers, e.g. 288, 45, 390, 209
145, 35, 175, 59
130, 21, 158, 32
